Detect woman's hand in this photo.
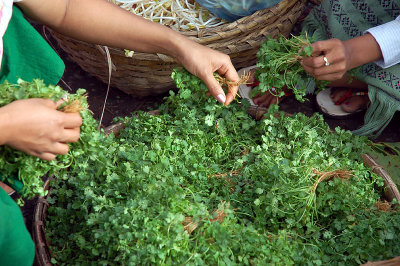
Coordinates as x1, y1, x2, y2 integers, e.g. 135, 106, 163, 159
301, 34, 382, 81
176, 40, 240, 105
301, 38, 352, 81
18, 0, 240, 106
0, 98, 82, 161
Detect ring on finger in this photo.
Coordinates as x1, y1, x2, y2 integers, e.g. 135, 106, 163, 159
323, 56, 330, 66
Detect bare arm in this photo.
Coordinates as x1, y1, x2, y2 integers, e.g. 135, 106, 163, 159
17, 0, 239, 105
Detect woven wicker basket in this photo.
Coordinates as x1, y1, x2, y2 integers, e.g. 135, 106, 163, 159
33, 178, 51, 266
49, 0, 307, 96
32, 149, 400, 265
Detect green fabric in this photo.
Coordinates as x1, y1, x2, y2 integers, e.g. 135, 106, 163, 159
0, 7, 66, 265
0, 5, 65, 85
0, 173, 24, 194
302, 0, 400, 137
0, 188, 35, 266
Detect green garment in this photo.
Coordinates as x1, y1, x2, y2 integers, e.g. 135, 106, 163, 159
0, 4, 66, 190
0, 6, 67, 265
302, 0, 400, 137
0, 5, 65, 85
0, 188, 35, 266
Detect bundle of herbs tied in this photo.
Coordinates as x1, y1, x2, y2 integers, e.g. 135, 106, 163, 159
0, 79, 92, 204
251, 34, 331, 102
2, 71, 395, 264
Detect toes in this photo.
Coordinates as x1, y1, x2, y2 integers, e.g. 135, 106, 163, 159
253, 93, 268, 105
340, 96, 369, 113
330, 88, 347, 102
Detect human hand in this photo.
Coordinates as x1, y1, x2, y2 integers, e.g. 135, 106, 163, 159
300, 38, 351, 81
0, 98, 82, 161
176, 40, 240, 105
300, 34, 382, 82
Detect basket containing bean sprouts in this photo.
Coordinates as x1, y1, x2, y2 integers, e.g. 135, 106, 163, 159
49, 0, 307, 96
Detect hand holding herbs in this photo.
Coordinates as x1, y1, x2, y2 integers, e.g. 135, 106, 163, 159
301, 36, 376, 82
253, 34, 329, 102
0, 98, 82, 161
0, 80, 90, 201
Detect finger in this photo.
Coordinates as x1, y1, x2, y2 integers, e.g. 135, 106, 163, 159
59, 128, 81, 143
303, 69, 345, 82
55, 98, 66, 108
302, 63, 345, 79
301, 55, 327, 69
37, 98, 58, 109
217, 64, 240, 106
202, 73, 226, 104
36, 152, 57, 161
50, 142, 70, 156
60, 112, 83, 129
310, 40, 334, 57
226, 86, 238, 106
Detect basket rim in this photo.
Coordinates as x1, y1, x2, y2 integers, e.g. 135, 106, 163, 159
47, 0, 307, 95
32, 178, 52, 266
50, 0, 305, 58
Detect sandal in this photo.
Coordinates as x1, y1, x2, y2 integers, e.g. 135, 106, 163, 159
316, 87, 369, 118
238, 65, 293, 106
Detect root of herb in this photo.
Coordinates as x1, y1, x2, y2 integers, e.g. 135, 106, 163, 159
182, 202, 229, 234
375, 201, 392, 212
214, 72, 251, 97
311, 169, 354, 193
60, 95, 88, 113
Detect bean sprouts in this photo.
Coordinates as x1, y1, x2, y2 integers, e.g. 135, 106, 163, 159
110, 0, 227, 31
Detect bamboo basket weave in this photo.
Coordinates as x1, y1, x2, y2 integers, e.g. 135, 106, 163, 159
49, 0, 307, 96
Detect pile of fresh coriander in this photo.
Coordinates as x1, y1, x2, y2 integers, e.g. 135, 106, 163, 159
252, 34, 330, 102
49, 69, 400, 264
1, 70, 399, 264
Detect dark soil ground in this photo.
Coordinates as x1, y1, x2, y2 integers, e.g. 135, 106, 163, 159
19, 7, 400, 263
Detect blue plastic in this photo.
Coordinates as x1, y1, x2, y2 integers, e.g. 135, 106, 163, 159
196, 0, 282, 21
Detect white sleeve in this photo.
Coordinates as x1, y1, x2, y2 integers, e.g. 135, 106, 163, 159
365, 15, 400, 69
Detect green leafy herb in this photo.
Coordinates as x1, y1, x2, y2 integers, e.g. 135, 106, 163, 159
254, 34, 328, 102
44, 69, 400, 264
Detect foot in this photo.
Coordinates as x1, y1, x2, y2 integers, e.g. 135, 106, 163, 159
330, 88, 369, 113
253, 91, 279, 107
247, 68, 289, 108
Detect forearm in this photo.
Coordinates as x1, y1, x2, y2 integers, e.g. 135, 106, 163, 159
0, 107, 10, 146
17, 0, 189, 60
344, 33, 382, 70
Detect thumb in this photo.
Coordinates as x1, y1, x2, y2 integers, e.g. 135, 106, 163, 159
310, 43, 324, 57
55, 94, 69, 108
202, 74, 226, 104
